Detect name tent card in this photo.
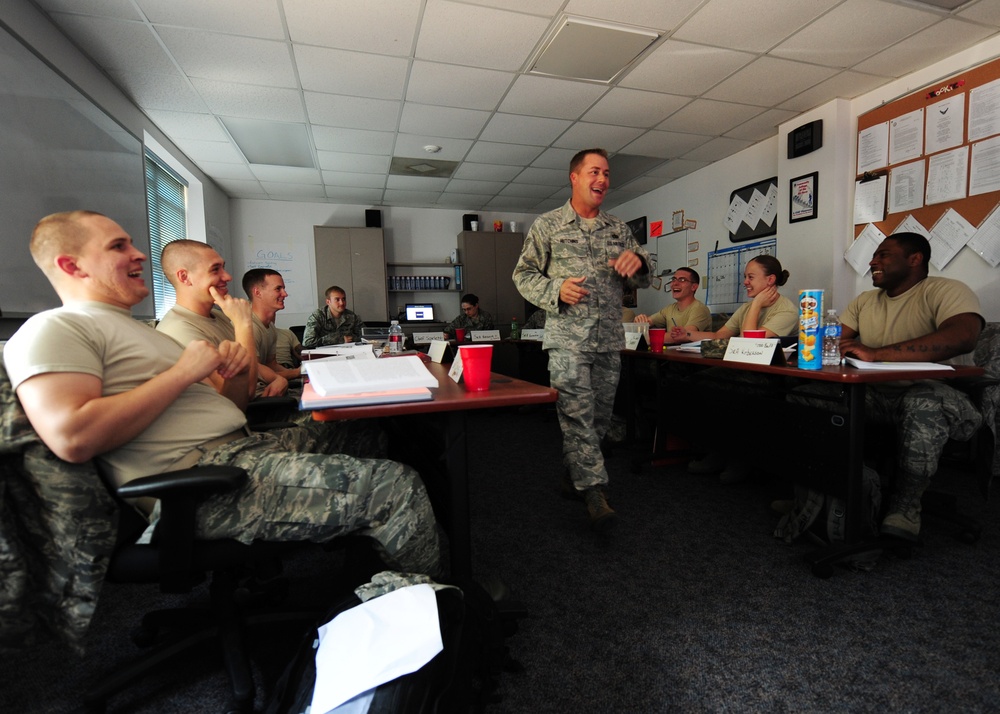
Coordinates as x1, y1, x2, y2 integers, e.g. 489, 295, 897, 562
427, 340, 454, 364
447, 349, 464, 383
624, 332, 646, 351
471, 330, 500, 342
412, 332, 446, 344
520, 328, 544, 341
723, 337, 785, 366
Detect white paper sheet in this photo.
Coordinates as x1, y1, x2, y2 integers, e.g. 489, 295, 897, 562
892, 214, 930, 238
854, 176, 887, 224
309, 584, 443, 714
889, 108, 923, 166
925, 93, 965, 155
857, 122, 889, 174
925, 145, 969, 205
970, 134, 1000, 196
845, 224, 885, 276
888, 160, 925, 214
929, 208, 975, 270
968, 201, 1000, 267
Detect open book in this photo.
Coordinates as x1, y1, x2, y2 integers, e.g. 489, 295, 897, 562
302, 354, 438, 396
844, 356, 955, 371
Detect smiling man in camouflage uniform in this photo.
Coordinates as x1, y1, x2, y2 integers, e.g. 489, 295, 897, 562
303, 285, 365, 348
513, 149, 650, 532
4, 211, 441, 576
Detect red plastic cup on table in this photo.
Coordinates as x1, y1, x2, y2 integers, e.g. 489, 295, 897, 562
454, 327, 466, 342
743, 329, 767, 338
459, 344, 493, 391
648, 328, 666, 352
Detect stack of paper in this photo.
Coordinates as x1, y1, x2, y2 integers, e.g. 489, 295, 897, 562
844, 357, 955, 371
301, 354, 438, 409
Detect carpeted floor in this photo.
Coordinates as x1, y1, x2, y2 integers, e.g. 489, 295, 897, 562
3, 407, 999, 713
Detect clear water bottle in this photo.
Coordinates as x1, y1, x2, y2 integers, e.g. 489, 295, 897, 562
388, 320, 403, 354
821, 308, 841, 366
510, 317, 520, 340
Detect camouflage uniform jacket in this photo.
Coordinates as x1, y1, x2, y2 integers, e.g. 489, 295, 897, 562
513, 200, 651, 352
303, 307, 365, 348
0, 360, 116, 653
444, 309, 495, 336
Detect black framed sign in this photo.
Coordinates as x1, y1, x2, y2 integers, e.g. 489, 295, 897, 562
790, 172, 818, 223
626, 215, 647, 245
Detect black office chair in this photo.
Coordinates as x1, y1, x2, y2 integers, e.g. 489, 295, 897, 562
288, 325, 305, 343
0, 362, 312, 714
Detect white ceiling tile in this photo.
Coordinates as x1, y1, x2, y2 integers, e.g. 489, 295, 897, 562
325, 186, 386, 202
672, 0, 841, 53
531, 147, 578, 170
317, 151, 391, 173
432, 192, 490, 207
725, 108, 801, 141
620, 130, 712, 159
110, 71, 209, 112
406, 61, 515, 111
499, 75, 608, 120
48, 14, 174, 74
771, 0, 940, 68
214, 178, 268, 197
620, 41, 754, 96
479, 114, 572, 145
778, 70, 889, 113
284, 0, 421, 55
499, 183, 560, 198
190, 79, 305, 122
486, 195, 543, 209
464, 142, 545, 166
191, 161, 256, 180
445, 179, 508, 195
386, 175, 451, 191
453, 163, 523, 181
960, 2, 1000, 25
416, 0, 551, 71
393, 135, 472, 162
853, 19, 997, 78
383, 189, 443, 205
704, 56, 837, 107
646, 158, 712, 178
305, 93, 401, 132
514, 167, 569, 186
552, 123, 645, 152
617, 176, 672, 194
582, 88, 690, 128
564, 0, 703, 30
321, 171, 387, 188
173, 137, 247, 163
659, 100, 764, 136
681, 136, 753, 162
311, 126, 395, 154
156, 28, 296, 87
145, 110, 229, 141
295, 46, 409, 100
34, 0, 142, 20
135, 0, 285, 39
398, 105, 492, 139
251, 166, 321, 183
261, 182, 327, 198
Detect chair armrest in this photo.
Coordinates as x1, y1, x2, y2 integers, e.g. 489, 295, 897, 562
116, 464, 247, 501
117, 465, 249, 593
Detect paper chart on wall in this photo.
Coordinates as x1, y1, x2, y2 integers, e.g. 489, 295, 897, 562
857, 122, 889, 174
929, 208, 975, 270
845, 223, 885, 275
968, 201, 1000, 267
854, 176, 887, 224
969, 134, 1000, 196
725, 193, 749, 234
892, 214, 929, 238
888, 160, 925, 214
925, 145, 969, 205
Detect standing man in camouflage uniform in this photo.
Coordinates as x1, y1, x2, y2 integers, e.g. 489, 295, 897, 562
4, 211, 442, 575
839, 232, 983, 541
513, 149, 651, 531
303, 285, 365, 348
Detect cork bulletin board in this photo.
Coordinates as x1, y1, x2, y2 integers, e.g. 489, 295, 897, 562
854, 54, 1000, 241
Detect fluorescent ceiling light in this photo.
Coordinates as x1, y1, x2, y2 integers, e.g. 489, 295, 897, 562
530, 17, 659, 83
221, 117, 315, 168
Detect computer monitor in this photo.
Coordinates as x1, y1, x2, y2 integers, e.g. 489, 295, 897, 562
404, 303, 435, 322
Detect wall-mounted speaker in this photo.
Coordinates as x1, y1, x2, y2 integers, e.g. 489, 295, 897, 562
462, 213, 479, 231
365, 209, 382, 228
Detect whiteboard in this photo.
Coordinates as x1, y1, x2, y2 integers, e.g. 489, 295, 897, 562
654, 230, 688, 277
0, 25, 150, 317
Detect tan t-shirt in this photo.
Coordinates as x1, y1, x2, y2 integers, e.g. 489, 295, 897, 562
157, 304, 235, 348
4, 302, 246, 489
843, 277, 982, 364
647, 300, 712, 330
723, 294, 797, 336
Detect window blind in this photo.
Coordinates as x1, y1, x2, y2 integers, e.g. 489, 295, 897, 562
144, 149, 187, 319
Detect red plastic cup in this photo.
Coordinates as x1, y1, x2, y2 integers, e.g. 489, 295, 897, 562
454, 327, 466, 342
648, 328, 666, 352
459, 344, 493, 391
743, 329, 767, 338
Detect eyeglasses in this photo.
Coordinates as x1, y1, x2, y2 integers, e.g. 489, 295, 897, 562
669, 277, 692, 283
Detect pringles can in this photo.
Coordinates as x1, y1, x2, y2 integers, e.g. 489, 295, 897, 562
798, 289, 823, 370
